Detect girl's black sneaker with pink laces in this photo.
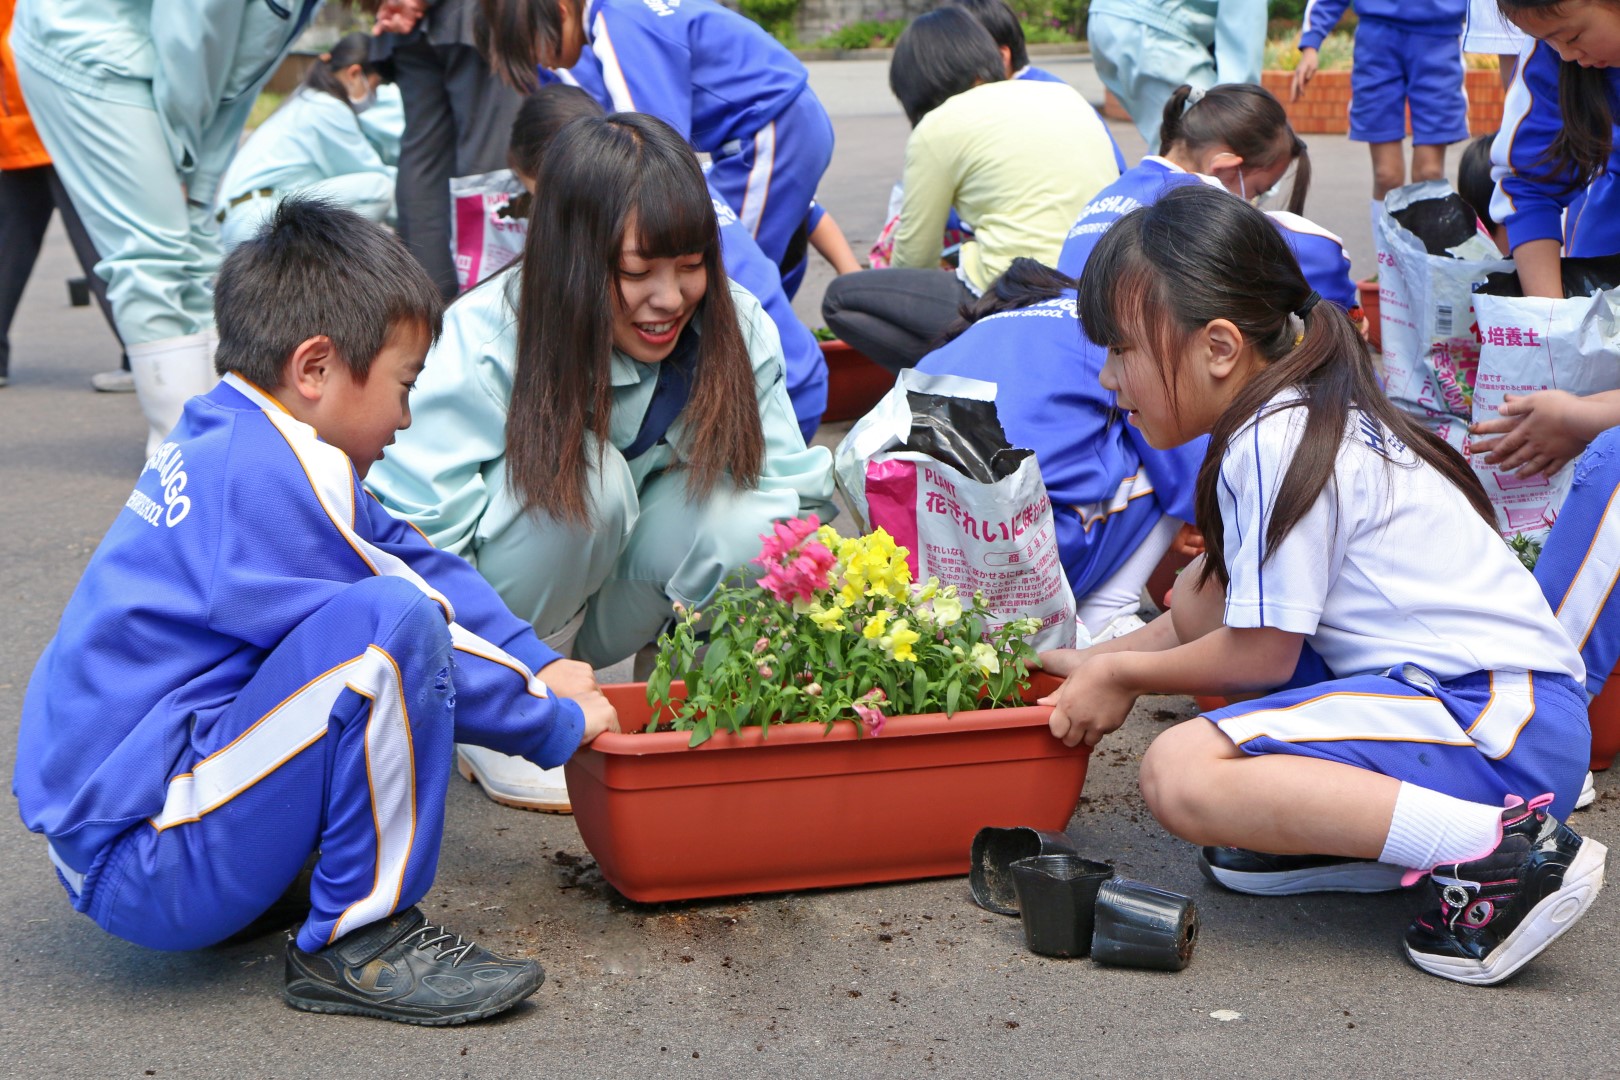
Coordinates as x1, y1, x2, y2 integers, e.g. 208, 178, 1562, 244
283, 906, 543, 1025
1404, 794, 1607, 986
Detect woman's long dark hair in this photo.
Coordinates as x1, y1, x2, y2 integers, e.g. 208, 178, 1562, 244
937, 258, 1073, 344
1076, 185, 1494, 589
302, 32, 376, 108
508, 113, 763, 525
1495, 5, 1616, 191
477, 0, 566, 93
1158, 83, 1312, 216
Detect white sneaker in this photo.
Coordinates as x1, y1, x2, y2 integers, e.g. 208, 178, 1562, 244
90, 369, 136, 393
1576, 770, 1597, 811
1091, 611, 1147, 643
455, 744, 571, 813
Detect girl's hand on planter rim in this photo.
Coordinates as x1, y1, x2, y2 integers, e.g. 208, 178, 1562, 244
1038, 654, 1137, 749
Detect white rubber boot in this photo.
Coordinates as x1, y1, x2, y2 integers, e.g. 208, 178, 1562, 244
455, 608, 588, 814
126, 331, 220, 457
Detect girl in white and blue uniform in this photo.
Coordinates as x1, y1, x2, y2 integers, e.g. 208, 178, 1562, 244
1043, 183, 1605, 987
916, 263, 1204, 640
482, 0, 834, 281
9, 0, 321, 456
216, 35, 398, 251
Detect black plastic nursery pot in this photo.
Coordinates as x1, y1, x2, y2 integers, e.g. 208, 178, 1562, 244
1009, 853, 1114, 958
1090, 878, 1199, 971
969, 826, 1078, 915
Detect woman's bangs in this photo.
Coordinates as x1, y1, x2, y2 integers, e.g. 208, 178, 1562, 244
631, 170, 718, 261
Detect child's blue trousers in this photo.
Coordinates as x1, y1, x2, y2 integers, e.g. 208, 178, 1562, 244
60, 577, 456, 954
1537, 427, 1620, 700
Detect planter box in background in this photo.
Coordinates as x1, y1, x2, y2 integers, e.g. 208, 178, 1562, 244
820, 338, 895, 423
564, 676, 1090, 902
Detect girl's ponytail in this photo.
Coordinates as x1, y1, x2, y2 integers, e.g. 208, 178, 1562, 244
301, 32, 374, 108
1157, 84, 1198, 154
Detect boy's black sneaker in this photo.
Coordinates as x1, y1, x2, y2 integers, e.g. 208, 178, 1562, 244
1199, 847, 1406, 895
1404, 794, 1607, 985
284, 906, 543, 1025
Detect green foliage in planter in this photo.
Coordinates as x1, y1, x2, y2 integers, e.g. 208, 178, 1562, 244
738, 0, 801, 43
1508, 532, 1543, 571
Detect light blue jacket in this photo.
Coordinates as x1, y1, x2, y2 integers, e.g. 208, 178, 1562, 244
1088, 0, 1267, 84
216, 88, 396, 206
364, 268, 835, 569
9, 0, 320, 204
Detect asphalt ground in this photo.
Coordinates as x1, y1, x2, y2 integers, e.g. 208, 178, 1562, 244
4, 57, 1615, 1079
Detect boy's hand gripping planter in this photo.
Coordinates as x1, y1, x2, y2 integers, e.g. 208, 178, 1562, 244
834, 370, 1080, 652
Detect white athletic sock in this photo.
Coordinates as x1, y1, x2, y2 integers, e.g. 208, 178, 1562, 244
1378, 782, 1504, 870
1075, 515, 1180, 632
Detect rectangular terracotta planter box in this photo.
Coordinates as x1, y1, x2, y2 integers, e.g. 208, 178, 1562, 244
564, 675, 1090, 902
1359, 277, 1381, 350
820, 338, 896, 424
1261, 68, 1504, 137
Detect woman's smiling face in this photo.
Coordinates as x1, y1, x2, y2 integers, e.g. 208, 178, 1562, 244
612, 218, 708, 363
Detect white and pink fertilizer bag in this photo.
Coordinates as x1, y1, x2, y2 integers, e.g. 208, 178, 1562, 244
1374, 180, 1512, 454
449, 169, 529, 294
834, 370, 1079, 652
1470, 257, 1620, 547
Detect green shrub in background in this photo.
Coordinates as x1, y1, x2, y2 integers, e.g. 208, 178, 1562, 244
739, 0, 801, 43
1009, 0, 1087, 39
812, 17, 909, 49
1268, 0, 1307, 21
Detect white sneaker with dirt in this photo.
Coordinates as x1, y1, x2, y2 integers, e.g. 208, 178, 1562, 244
455, 744, 570, 813
1575, 771, 1596, 811
90, 369, 136, 393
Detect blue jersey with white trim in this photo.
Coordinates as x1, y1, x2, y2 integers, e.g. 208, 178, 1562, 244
1491, 40, 1620, 253
1055, 157, 1209, 278
916, 289, 1206, 594
536, 45, 615, 110
15, 376, 584, 872
710, 185, 826, 428
578, 0, 808, 154
1057, 160, 1359, 310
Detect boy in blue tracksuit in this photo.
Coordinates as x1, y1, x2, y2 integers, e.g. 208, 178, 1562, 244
1294, 0, 1469, 198
495, 0, 834, 282
13, 198, 616, 1026
9, 0, 322, 456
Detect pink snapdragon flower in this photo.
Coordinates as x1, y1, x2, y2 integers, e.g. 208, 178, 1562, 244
754, 514, 837, 605
853, 702, 887, 736
755, 514, 822, 565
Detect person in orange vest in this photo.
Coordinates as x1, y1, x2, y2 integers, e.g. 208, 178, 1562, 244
0, 0, 125, 390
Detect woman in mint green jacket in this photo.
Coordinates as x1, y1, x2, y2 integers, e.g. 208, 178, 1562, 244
10, 0, 322, 455
365, 113, 835, 672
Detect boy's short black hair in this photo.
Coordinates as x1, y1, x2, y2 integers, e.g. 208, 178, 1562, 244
213, 197, 444, 387
951, 0, 1028, 73
508, 84, 606, 179
1457, 131, 1500, 234
889, 8, 1005, 127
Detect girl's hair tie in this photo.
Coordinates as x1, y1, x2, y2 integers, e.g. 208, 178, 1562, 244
319, 52, 332, 62
1294, 289, 1321, 318
1182, 86, 1206, 113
